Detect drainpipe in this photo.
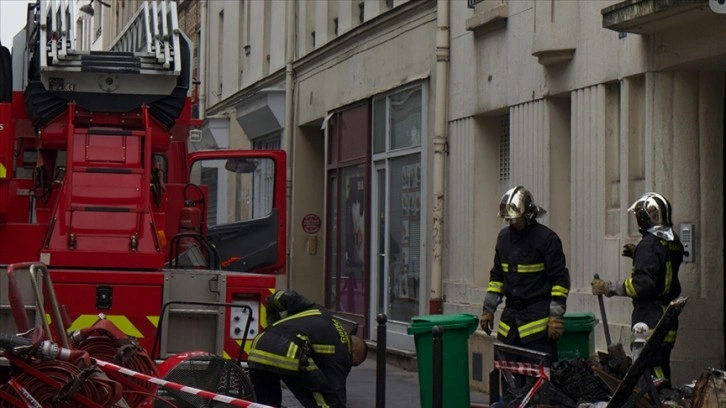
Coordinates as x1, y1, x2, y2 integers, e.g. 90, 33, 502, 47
199, 0, 207, 120
429, 0, 449, 314
284, 0, 296, 288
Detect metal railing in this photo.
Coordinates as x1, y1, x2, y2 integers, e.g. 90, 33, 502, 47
38, 0, 182, 76
39, 0, 76, 69
109, 0, 182, 74
468, 0, 485, 9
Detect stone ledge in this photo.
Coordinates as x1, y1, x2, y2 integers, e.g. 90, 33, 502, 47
532, 48, 576, 66
466, 3, 508, 34
601, 0, 709, 34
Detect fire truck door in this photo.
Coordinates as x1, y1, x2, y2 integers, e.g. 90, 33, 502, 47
187, 150, 286, 274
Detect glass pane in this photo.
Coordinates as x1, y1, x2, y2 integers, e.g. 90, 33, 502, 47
377, 168, 386, 311
390, 87, 422, 150
189, 157, 275, 227
334, 166, 366, 314
327, 172, 339, 310
373, 97, 386, 154
388, 153, 421, 322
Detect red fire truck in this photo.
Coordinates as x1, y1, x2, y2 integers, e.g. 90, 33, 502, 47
0, 0, 286, 371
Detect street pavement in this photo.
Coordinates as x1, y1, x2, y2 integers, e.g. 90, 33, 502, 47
281, 357, 489, 407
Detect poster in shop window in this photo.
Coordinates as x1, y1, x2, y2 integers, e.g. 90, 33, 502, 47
345, 170, 365, 267
395, 162, 420, 300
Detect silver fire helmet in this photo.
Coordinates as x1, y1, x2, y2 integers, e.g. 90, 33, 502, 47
497, 186, 546, 222
628, 192, 673, 228
628, 192, 676, 240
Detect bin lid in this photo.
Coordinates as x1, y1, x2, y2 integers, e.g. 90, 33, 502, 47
407, 313, 479, 335
564, 312, 597, 329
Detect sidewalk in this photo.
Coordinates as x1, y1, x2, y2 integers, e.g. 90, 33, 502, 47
282, 357, 489, 407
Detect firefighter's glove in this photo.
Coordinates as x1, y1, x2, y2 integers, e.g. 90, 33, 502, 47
622, 243, 636, 258
480, 311, 495, 336
591, 279, 626, 297
591, 278, 612, 297
547, 317, 564, 341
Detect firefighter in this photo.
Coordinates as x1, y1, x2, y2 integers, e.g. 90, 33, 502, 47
592, 192, 684, 383
248, 290, 368, 408
480, 186, 571, 360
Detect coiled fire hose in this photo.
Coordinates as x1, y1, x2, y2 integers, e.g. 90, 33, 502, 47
70, 320, 159, 406
0, 329, 123, 407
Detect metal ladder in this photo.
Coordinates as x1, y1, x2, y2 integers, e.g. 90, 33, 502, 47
39, 0, 182, 76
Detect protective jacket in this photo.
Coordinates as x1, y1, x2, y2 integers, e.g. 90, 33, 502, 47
487, 220, 570, 344
624, 232, 684, 347
248, 291, 353, 407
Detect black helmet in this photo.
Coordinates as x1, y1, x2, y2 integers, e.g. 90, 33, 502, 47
498, 186, 546, 223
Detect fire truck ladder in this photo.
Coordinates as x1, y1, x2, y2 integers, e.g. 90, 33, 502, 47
41, 0, 182, 76
27, 0, 191, 128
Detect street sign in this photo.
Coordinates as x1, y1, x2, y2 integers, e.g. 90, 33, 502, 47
301, 213, 321, 234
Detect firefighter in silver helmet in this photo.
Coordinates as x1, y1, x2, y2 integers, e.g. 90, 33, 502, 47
481, 186, 571, 361
592, 192, 684, 383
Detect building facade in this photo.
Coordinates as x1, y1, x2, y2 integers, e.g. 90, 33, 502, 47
203, 0, 724, 391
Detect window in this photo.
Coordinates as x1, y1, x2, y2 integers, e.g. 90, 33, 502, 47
499, 114, 510, 188
390, 88, 422, 150
190, 157, 276, 227
372, 83, 425, 323
217, 9, 224, 100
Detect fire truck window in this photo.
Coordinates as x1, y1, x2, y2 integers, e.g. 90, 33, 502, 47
190, 158, 274, 228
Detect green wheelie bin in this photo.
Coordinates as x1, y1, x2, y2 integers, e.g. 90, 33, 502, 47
407, 313, 479, 408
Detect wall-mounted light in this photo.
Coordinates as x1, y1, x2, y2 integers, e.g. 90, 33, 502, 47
79, 0, 111, 18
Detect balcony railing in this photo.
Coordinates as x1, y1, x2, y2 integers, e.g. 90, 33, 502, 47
468, 0, 485, 8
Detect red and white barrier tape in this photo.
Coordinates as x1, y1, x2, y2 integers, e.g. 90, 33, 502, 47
94, 359, 273, 408
493, 360, 550, 379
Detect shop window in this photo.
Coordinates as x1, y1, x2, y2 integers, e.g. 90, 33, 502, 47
372, 83, 425, 324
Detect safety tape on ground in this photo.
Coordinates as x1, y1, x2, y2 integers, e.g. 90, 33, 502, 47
493, 360, 550, 379
94, 359, 273, 408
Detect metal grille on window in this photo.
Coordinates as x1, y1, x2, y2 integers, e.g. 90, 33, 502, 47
499, 114, 510, 183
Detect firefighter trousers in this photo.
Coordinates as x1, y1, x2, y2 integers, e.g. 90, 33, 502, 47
249, 367, 342, 408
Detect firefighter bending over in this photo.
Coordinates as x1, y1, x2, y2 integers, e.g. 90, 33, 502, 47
480, 186, 571, 360
592, 192, 684, 383
248, 290, 368, 408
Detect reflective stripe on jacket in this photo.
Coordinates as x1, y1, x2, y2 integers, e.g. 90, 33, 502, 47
626, 233, 684, 346
248, 291, 353, 406
487, 220, 570, 344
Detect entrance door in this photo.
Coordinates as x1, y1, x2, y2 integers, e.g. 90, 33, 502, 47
325, 102, 371, 334
370, 84, 426, 350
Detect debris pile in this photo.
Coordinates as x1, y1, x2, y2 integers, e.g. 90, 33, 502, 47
550, 359, 611, 405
